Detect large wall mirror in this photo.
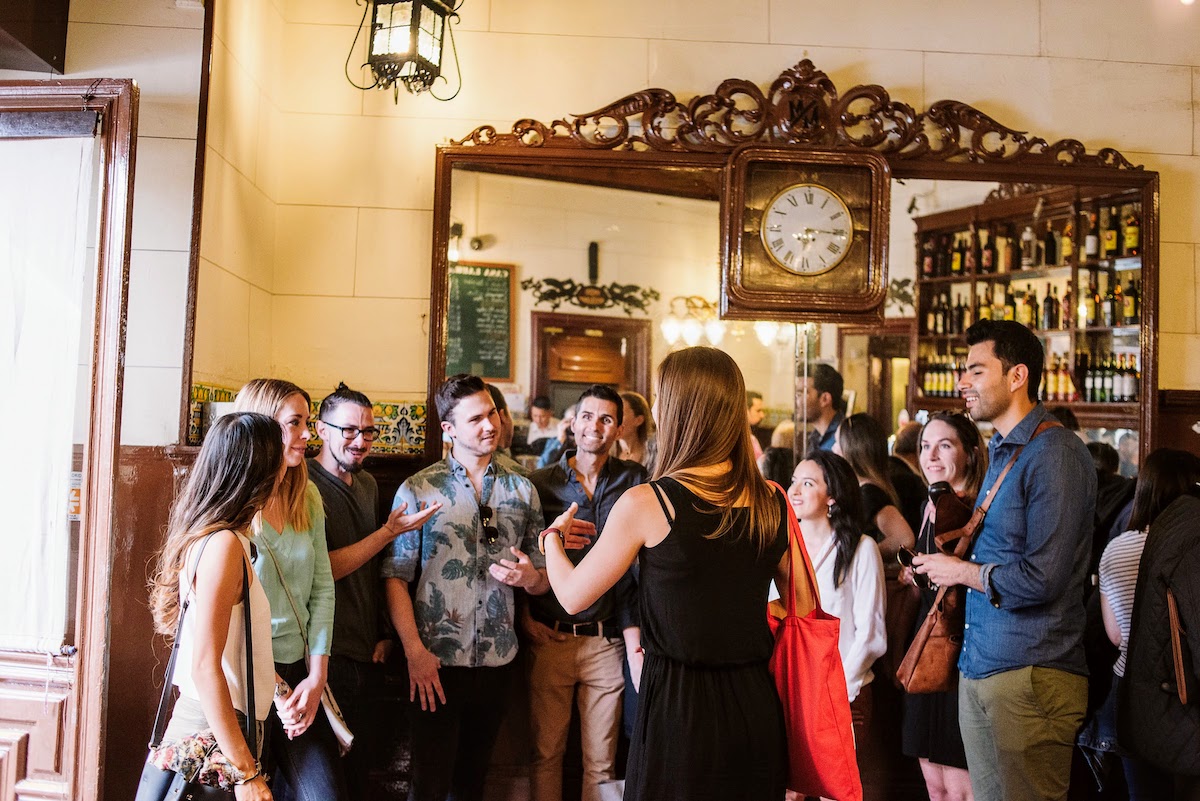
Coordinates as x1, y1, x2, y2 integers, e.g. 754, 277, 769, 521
183, 39, 1160, 474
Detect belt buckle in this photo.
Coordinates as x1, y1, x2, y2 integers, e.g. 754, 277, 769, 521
572, 621, 589, 636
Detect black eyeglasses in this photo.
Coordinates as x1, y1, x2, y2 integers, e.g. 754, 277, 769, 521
479, 504, 500, 545
897, 547, 937, 591
320, 420, 380, 442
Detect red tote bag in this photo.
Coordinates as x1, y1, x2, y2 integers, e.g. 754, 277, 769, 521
766, 481, 862, 801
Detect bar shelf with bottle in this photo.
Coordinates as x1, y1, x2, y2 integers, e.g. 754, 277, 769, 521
912, 185, 1149, 433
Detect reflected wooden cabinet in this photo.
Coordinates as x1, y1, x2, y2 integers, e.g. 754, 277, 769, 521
911, 185, 1156, 435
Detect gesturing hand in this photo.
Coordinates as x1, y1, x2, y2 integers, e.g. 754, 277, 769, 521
489, 547, 543, 589
384, 501, 441, 538
562, 518, 596, 550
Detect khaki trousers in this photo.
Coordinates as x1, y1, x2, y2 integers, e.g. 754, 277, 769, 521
528, 634, 625, 801
959, 666, 1087, 801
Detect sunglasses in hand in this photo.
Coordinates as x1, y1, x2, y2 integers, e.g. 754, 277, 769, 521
897, 546, 938, 592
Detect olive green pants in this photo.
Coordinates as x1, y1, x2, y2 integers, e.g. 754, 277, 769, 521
959, 666, 1087, 801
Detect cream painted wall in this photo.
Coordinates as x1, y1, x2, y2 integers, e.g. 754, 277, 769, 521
4, 0, 1200, 445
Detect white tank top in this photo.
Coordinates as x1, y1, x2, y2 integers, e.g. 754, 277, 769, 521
173, 533, 275, 720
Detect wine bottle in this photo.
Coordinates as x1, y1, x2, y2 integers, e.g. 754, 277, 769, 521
1041, 282, 1056, 331
1043, 223, 1058, 267
1085, 276, 1099, 327
1123, 278, 1139, 325
1061, 286, 1074, 330
951, 234, 964, 275
1058, 357, 1074, 401
1004, 224, 1019, 273
1021, 284, 1037, 329
1020, 225, 1037, 268
1045, 355, 1059, 401
977, 289, 992, 321
1124, 206, 1141, 256
1129, 355, 1140, 402
1102, 353, 1114, 403
1084, 212, 1099, 260
1084, 353, 1096, 403
1103, 206, 1120, 258
936, 234, 950, 277
965, 229, 978, 274
981, 226, 996, 274
1061, 219, 1075, 263
1003, 285, 1016, 322
1102, 279, 1115, 328
922, 235, 935, 277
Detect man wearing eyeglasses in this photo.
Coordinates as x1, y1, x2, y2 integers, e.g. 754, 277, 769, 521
382, 374, 550, 801
309, 382, 441, 798
525, 384, 648, 801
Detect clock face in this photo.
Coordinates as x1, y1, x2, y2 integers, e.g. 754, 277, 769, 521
759, 183, 853, 276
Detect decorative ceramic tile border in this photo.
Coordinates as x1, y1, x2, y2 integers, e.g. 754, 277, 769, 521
188, 382, 426, 456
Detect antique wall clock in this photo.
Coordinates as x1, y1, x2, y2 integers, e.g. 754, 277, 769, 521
720, 145, 891, 324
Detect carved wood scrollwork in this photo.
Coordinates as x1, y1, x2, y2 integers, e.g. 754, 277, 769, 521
452, 59, 1140, 169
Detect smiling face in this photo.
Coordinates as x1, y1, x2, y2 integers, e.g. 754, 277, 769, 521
958, 340, 1017, 423
573, 396, 621, 457
274, 392, 312, 468
317, 401, 374, 473
442, 390, 499, 459
919, 418, 970, 491
788, 459, 834, 523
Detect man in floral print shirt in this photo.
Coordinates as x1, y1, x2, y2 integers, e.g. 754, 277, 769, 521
383, 373, 548, 801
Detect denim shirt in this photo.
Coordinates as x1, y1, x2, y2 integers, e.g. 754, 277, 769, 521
529, 451, 648, 627
959, 403, 1096, 680
381, 455, 545, 668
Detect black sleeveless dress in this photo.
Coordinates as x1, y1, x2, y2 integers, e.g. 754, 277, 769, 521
624, 477, 789, 801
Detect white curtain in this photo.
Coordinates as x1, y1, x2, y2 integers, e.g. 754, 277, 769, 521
0, 136, 97, 652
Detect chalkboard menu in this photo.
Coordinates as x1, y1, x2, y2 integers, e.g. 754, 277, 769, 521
446, 262, 515, 381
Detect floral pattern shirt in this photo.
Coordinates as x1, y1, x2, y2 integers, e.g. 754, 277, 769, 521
382, 455, 545, 668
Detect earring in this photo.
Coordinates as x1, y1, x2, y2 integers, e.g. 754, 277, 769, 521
826, 503, 835, 519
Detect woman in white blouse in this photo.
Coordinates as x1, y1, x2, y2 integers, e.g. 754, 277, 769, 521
788, 449, 887, 741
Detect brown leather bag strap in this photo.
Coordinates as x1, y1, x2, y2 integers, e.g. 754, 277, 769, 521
1168, 589, 1189, 705
933, 418, 1061, 552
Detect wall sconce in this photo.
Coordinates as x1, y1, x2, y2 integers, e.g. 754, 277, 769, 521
661, 296, 725, 347
347, 0, 463, 102
753, 320, 780, 347
447, 221, 464, 263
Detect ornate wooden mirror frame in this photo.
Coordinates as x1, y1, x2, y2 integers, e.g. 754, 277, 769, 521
427, 59, 1159, 463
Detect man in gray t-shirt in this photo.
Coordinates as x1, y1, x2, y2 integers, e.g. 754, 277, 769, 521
310, 383, 438, 797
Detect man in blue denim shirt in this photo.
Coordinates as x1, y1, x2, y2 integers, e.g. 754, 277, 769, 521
915, 320, 1095, 801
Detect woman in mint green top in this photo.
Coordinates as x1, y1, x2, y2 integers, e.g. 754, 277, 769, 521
235, 379, 343, 801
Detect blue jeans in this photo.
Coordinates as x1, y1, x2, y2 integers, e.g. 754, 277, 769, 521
405, 662, 514, 801
326, 655, 386, 800
267, 659, 347, 801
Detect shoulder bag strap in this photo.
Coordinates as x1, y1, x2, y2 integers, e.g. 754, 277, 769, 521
241, 551, 258, 756
766, 480, 820, 618
934, 419, 1062, 553
261, 542, 312, 658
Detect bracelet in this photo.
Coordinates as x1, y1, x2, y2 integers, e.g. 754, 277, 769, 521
234, 761, 263, 785
538, 527, 564, 555
274, 680, 291, 699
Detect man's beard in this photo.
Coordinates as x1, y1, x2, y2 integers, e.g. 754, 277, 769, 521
335, 453, 366, 473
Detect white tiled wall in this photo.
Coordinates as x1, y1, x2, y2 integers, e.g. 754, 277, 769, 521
6, 0, 1200, 447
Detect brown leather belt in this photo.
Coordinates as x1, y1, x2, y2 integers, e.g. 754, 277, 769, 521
533, 612, 619, 638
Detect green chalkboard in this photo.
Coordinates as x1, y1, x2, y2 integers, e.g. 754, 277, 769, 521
446, 262, 515, 381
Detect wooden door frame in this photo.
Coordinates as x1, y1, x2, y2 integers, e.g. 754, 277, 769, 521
0, 79, 139, 801
837, 317, 917, 431
529, 311, 652, 401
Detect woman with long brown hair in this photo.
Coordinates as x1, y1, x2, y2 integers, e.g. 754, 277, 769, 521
232, 379, 341, 801
541, 346, 813, 801
834, 412, 916, 561
147, 412, 283, 800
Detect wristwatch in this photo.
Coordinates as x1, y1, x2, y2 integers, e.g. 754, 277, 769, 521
538, 527, 564, 555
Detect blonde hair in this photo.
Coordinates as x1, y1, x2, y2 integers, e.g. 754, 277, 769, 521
653, 347, 781, 552
149, 413, 282, 635
233, 378, 312, 531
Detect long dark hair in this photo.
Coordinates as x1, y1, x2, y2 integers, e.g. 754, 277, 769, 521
1127, 448, 1200, 533
149, 412, 283, 636
837, 413, 899, 506
654, 347, 780, 552
805, 451, 865, 588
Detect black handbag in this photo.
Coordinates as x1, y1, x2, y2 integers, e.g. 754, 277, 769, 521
135, 538, 259, 801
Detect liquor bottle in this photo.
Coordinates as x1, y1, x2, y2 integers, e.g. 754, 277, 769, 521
1112, 281, 1124, 326
981, 226, 996, 274
1044, 355, 1060, 401
1061, 285, 1074, 330
1083, 353, 1096, 402
1115, 355, 1129, 403
1004, 224, 1019, 273
1123, 278, 1140, 325
1101, 353, 1115, 403
1020, 225, 1037, 268
1129, 355, 1140, 402
1124, 206, 1141, 256
936, 234, 951, 276
1043, 223, 1058, 267
924, 295, 936, 334
921, 235, 935, 277
961, 293, 973, 331
950, 234, 963, 275
1085, 276, 1099, 327
1102, 279, 1116, 328
965, 229, 978, 274
1041, 282, 1056, 331
1084, 212, 1099, 260
977, 289, 993, 321
1003, 285, 1016, 321
1061, 219, 1075, 263
1020, 284, 1037, 329
1103, 205, 1120, 258
1059, 356, 1075, 401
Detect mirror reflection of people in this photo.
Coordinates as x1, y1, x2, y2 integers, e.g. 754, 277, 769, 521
525, 384, 649, 801
901, 411, 988, 801
616, 390, 657, 472
1117, 431, 1139, 479
834, 413, 916, 562
487, 383, 529, 475
787, 451, 886, 748
540, 346, 817, 801
233, 379, 344, 801
746, 390, 766, 459
383, 374, 549, 801
802, 364, 846, 453
309, 383, 440, 798
758, 419, 796, 488
913, 320, 1096, 801
527, 395, 560, 452
147, 412, 282, 801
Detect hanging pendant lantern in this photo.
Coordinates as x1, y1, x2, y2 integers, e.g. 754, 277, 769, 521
366, 0, 456, 99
